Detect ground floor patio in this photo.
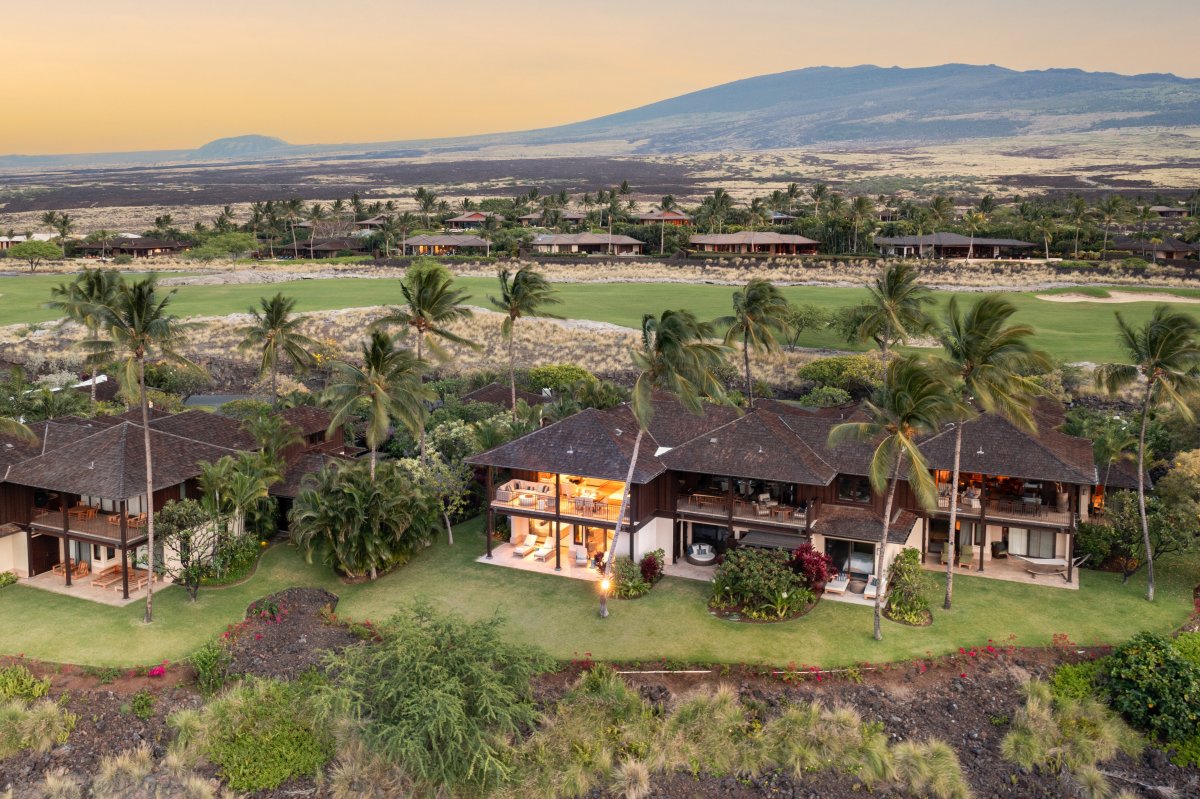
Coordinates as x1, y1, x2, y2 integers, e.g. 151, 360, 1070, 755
21, 568, 162, 607
922, 553, 1080, 590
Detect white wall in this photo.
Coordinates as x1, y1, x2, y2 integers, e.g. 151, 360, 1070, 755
0, 534, 28, 577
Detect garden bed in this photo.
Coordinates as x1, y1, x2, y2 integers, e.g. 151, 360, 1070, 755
224, 587, 361, 681
708, 597, 819, 623
883, 605, 934, 627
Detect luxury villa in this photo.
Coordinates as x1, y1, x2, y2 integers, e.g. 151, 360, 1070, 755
874, 233, 1036, 259
0, 405, 356, 603
467, 397, 1128, 596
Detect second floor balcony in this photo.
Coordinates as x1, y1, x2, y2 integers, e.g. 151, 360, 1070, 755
676, 492, 810, 531
491, 477, 630, 525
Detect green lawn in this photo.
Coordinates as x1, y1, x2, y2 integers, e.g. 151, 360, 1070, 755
3, 272, 1199, 361
0, 518, 1194, 668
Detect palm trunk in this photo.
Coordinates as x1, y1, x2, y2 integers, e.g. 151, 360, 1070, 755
1136, 382, 1155, 601
139, 358, 156, 624
1103, 224, 1110, 253
89, 325, 98, 405
602, 428, 644, 594
876, 452, 903, 641
943, 423, 963, 609
1074, 226, 1081, 258
369, 446, 377, 483
270, 357, 278, 410
742, 330, 754, 410
416, 334, 428, 465
443, 509, 454, 546
509, 322, 518, 422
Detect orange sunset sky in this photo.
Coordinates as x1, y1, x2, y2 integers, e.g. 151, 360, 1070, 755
6, 0, 1200, 155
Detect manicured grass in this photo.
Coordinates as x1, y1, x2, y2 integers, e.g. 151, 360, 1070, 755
4, 272, 1200, 361
0, 518, 1194, 668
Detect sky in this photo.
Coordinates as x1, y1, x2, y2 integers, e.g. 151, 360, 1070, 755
5, 0, 1200, 154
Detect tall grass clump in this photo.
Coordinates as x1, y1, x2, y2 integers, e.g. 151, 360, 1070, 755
761, 702, 893, 786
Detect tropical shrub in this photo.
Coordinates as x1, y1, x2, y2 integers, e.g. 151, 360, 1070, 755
289, 460, 440, 579
218, 398, 273, 421
789, 542, 833, 590
316, 604, 552, 797
1050, 661, 1102, 702
796, 354, 880, 393
129, 689, 155, 720
612, 557, 650, 599
144, 361, 211, 397
527, 363, 594, 393
0, 700, 77, 758
0, 665, 50, 701
1105, 632, 1200, 743
190, 640, 232, 696
797, 385, 852, 407
885, 548, 931, 625
639, 549, 665, 584
180, 677, 333, 791
711, 548, 814, 620
1173, 632, 1200, 667
0, 572, 15, 589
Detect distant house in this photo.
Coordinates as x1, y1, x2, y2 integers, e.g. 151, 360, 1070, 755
517, 211, 587, 227
1145, 205, 1190, 220
874, 233, 1036, 259
529, 233, 645, 256
354, 214, 392, 231
76, 237, 185, 258
402, 234, 491, 256
635, 209, 693, 226
461, 382, 550, 410
878, 209, 902, 223
278, 237, 368, 259
770, 212, 798, 225
445, 211, 504, 230
690, 232, 820, 256
0, 233, 57, 252
1110, 236, 1196, 261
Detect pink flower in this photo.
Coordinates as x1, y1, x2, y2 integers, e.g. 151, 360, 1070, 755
148, 665, 166, 678
960, 673, 967, 678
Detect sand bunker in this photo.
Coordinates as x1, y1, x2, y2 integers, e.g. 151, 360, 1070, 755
1036, 291, 1200, 304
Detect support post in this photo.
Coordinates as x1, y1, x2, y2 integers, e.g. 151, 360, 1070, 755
554, 473, 562, 571
921, 515, 929, 563
25, 529, 33, 578
978, 486, 988, 573
61, 502, 71, 586
485, 468, 494, 559
120, 500, 129, 599
726, 479, 735, 542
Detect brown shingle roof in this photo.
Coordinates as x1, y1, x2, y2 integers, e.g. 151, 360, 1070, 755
467, 407, 666, 483
531, 233, 645, 246
5, 422, 239, 499
689, 232, 820, 246
918, 414, 1096, 485
404, 234, 489, 248
151, 410, 257, 451
270, 451, 340, 499
278, 405, 334, 438
461, 382, 547, 409
815, 505, 918, 545
874, 233, 1035, 248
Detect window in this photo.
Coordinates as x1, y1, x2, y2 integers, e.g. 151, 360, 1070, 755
837, 476, 871, 504
1007, 528, 1056, 559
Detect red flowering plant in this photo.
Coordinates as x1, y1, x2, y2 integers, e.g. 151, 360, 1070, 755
789, 543, 833, 592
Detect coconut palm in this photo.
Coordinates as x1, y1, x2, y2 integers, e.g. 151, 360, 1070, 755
1097, 195, 1125, 253
828, 356, 959, 640
47, 267, 122, 404
715, 278, 791, 409
53, 213, 75, 254
0, 416, 34, 442
1090, 420, 1137, 501
83, 276, 199, 623
325, 331, 432, 478
1094, 306, 1200, 602
848, 262, 935, 368
306, 203, 327, 259
934, 295, 1050, 610
243, 412, 303, 471
602, 311, 730, 612
489, 267, 563, 419
236, 293, 320, 406
962, 210, 987, 259
1067, 196, 1089, 258
810, 184, 829, 218
377, 261, 477, 364
849, 195, 876, 252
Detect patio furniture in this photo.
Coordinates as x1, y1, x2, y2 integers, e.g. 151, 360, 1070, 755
771, 506, 793, 522
73, 561, 90, 578
958, 544, 975, 568
863, 575, 885, 600
90, 565, 123, 589
1015, 555, 1069, 581
825, 572, 850, 595
519, 495, 534, 507
990, 541, 1008, 559
532, 540, 556, 561
68, 504, 96, 520
686, 543, 717, 566
573, 546, 589, 567
847, 577, 868, 594
128, 514, 147, 529
51, 559, 72, 576
754, 504, 770, 517
106, 514, 122, 527
511, 534, 539, 557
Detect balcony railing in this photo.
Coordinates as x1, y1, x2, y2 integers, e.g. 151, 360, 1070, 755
676, 494, 808, 530
491, 479, 629, 524
935, 495, 1072, 527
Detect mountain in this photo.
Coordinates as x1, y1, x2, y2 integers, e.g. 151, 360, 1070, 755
3, 64, 1199, 169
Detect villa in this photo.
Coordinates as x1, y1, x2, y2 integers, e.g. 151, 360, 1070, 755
445, 211, 504, 230
0, 406, 354, 602
517, 211, 587, 227
529, 233, 645, 256
690, 232, 820, 256
874, 233, 1036, 259
635, 209, 693, 226
401, 234, 491, 256
75, 237, 186, 258
467, 397, 1115, 594
1109, 236, 1196, 261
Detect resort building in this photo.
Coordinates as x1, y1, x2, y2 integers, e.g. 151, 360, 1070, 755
275, 237, 368, 259
0, 233, 57, 252
1144, 205, 1190, 220
445, 211, 504, 230
75, 237, 185, 258
770, 212, 799, 225
528, 233, 645, 256
1109, 236, 1196, 261
468, 397, 1110, 593
635, 209, 693, 226
689, 232, 820, 256
517, 211, 587, 227
401, 234, 491, 256
0, 406, 354, 602
874, 233, 1036, 259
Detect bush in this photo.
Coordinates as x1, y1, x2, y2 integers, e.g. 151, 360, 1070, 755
130, 689, 155, 720
188, 677, 333, 791
612, 557, 650, 598
0, 699, 77, 758
1105, 632, 1200, 743
144, 362, 211, 398
0, 571, 17, 589
796, 354, 880, 393
528, 364, 595, 393
1172, 632, 1200, 668
218, 398, 273, 422
789, 542, 833, 590
639, 549, 665, 584
711, 548, 814, 620
316, 603, 553, 796
885, 548, 931, 625
1050, 661, 1102, 702
190, 640, 231, 696
797, 385, 852, 407
0, 664, 50, 701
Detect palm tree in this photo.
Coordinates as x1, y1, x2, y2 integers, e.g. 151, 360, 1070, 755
849, 195, 876, 252
934, 296, 1050, 610
1097, 195, 1125, 254
0, 416, 34, 442
53, 213, 74, 255
848, 263, 935, 368
1090, 420, 1137, 502
39, 211, 60, 236
601, 311, 730, 613
1067, 197, 1089, 258
306, 203, 327, 259
715, 278, 791, 409
810, 184, 829, 219
47, 267, 122, 404
236, 293, 320, 406
282, 198, 304, 258
83, 277, 198, 624
962, 210, 986, 259
1094, 307, 1200, 602
415, 188, 440, 228
828, 356, 958, 640
490, 267, 562, 419
326, 331, 432, 479
928, 196, 955, 228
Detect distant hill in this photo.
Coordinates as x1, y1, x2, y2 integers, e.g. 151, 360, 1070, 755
3, 64, 1199, 169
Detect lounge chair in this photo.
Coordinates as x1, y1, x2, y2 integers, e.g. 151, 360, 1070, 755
90, 565, 122, 589
128, 514, 147, 529
533, 540, 556, 561
864, 575, 885, 600
958, 544, 975, 568
511, 534, 539, 557
573, 546, 589, 567
106, 514, 122, 527
825, 572, 850, 595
